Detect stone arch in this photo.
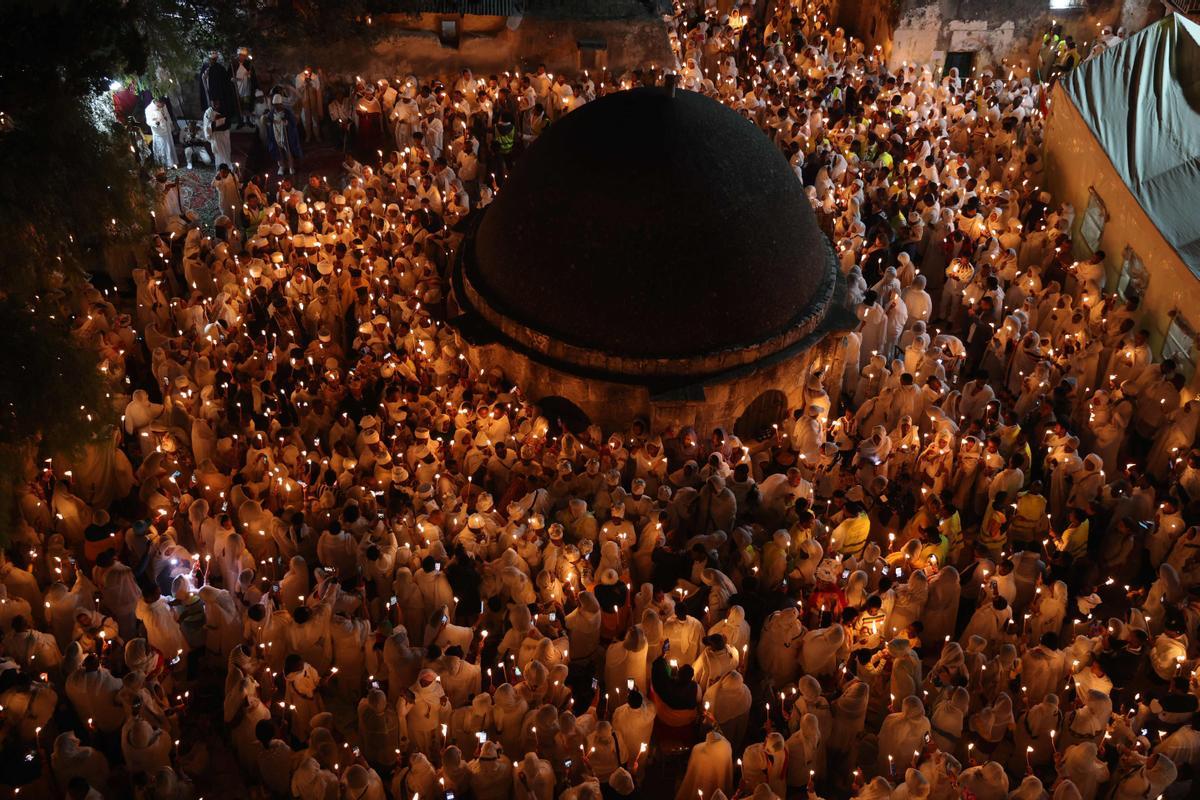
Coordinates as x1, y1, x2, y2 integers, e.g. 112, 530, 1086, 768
536, 395, 592, 437
733, 389, 788, 441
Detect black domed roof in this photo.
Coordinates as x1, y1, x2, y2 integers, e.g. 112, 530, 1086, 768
467, 86, 833, 362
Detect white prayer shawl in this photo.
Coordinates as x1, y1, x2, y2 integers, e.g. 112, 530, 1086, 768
826, 680, 869, 757
757, 609, 803, 686
611, 701, 655, 766
121, 718, 172, 774
135, 596, 188, 660
1020, 646, 1067, 705
1059, 742, 1109, 800
784, 714, 821, 788
675, 731, 733, 800
921, 567, 960, 646
876, 697, 931, 776
513, 754, 555, 800
604, 635, 649, 709
66, 666, 126, 732
492, 684, 529, 757
799, 624, 845, 677
51, 733, 109, 791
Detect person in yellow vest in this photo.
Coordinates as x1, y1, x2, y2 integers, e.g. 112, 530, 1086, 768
937, 501, 964, 565
829, 500, 871, 558
1008, 482, 1049, 548
978, 491, 1009, 560
1054, 507, 1090, 560
917, 522, 950, 570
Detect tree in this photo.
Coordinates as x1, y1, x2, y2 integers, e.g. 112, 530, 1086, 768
0, 0, 242, 536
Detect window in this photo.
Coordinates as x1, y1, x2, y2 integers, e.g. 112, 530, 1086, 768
943, 51, 976, 79
1079, 188, 1107, 253
577, 39, 608, 72
1049, 0, 1085, 9
1163, 312, 1197, 378
1116, 246, 1149, 300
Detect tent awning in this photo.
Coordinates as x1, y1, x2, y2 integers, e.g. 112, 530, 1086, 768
1061, 14, 1200, 276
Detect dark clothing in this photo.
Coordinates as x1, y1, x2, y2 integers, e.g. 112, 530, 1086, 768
650, 656, 699, 710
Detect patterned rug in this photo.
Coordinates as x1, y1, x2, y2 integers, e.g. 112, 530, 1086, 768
170, 165, 220, 228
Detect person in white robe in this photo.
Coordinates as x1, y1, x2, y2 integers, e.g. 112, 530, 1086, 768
702, 670, 752, 754
513, 752, 555, 800
52, 731, 110, 792
877, 696, 931, 778
675, 730, 733, 800
146, 97, 178, 167
611, 689, 655, 772
202, 97, 233, 168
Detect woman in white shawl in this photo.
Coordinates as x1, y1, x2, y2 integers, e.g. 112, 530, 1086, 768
921, 566, 960, 646
1109, 753, 1177, 800
224, 671, 270, 771
68, 427, 135, 509
781, 713, 820, 790
1147, 400, 1200, 479
603, 625, 648, 710
278, 555, 310, 613
123, 389, 165, 459
632, 514, 664, 587
189, 411, 219, 467
1026, 580, 1068, 644
758, 609, 806, 686
886, 571, 929, 638
826, 679, 870, 762
52, 731, 109, 791
585, 721, 622, 782
639, 606, 666, 672
675, 730, 733, 800
1140, 563, 1184, 635
1007, 331, 1043, 395
565, 590, 602, 665
707, 605, 750, 665
929, 685, 969, 757
886, 638, 923, 704
877, 696, 931, 777
1012, 694, 1061, 774
704, 670, 752, 753
1057, 741, 1109, 800
1066, 454, 1105, 511
854, 354, 890, 409
970, 692, 1014, 753
855, 425, 893, 485
199, 584, 241, 658
492, 683, 528, 758
699, 568, 737, 627
789, 675, 831, 780
913, 430, 954, 497
121, 717, 172, 774
740, 731, 787, 798
799, 623, 845, 678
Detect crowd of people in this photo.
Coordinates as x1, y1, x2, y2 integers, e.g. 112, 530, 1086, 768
5, 1, 1195, 799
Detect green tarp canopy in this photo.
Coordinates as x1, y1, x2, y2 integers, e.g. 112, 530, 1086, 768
1061, 14, 1200, 276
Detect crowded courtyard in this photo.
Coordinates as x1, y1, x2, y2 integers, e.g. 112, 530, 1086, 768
2, 0, 1200, 799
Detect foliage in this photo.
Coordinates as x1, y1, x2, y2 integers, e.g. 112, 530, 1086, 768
0, 1, 241, 537
0, 297, 114, 452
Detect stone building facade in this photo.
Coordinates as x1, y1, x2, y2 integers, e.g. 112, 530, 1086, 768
837, 0, 1164, 74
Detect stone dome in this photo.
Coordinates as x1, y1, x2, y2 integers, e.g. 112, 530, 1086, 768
457, 85, 838, 378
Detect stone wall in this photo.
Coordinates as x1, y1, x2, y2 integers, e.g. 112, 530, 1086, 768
248, 14, 673, 89
457, 330, 848, 435
844, 0, 1164, 74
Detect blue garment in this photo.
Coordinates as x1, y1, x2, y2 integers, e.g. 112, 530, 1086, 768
264, 107, 303, 162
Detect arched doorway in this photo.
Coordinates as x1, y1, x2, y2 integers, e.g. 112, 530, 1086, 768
536, 396, 592, 438
734, 389, 788, 441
